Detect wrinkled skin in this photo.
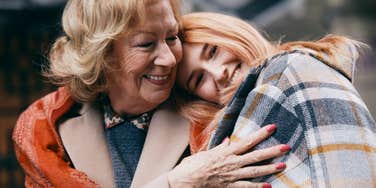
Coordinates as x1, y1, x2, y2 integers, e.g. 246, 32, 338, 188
168, 124, 289, 188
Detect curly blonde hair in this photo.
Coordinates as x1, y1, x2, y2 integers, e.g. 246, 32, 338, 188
45, 0, 181, 102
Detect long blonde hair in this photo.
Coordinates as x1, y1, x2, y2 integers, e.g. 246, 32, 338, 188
45, 0, 181, 102
176, 12, 361, 152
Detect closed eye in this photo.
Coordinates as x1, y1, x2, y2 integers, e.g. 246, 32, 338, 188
209, 45, 218, 58
137, 42, 154, 48
194, 73, 203, 91
166, 35, 178, 42
187, 71, 204, 92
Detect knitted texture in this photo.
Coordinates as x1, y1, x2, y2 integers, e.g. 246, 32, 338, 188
106, 121, 147, 188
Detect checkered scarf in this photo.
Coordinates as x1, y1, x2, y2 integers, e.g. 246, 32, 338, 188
208, 47, 376, 187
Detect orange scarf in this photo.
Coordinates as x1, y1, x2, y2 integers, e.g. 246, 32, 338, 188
13, 87, 99, 187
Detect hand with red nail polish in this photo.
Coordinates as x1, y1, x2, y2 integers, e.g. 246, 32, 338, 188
280, 145, 291, 152
276, 163, 287, 170
262, 183, 272, 188
168, 124, 288, 188
266, 124, 277, 133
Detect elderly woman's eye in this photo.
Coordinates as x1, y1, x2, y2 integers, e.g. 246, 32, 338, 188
209, 45, 218, 58
137, 42, 154, 48
166, 35, 178, 43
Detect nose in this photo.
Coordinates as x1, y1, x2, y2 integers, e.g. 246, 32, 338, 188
154, 42, 176, 68
205, 64, 229, 88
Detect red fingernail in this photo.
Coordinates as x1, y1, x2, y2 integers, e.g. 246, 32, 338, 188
221, 137, 229, 144
280, 145, 291, 152
276, 162, 286, 170
262, 183, 272, 188
266, 124, 277, 132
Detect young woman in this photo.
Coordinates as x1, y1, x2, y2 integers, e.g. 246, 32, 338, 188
175, 12, 376, 187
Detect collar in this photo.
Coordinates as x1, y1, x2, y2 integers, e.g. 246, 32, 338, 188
102, 97, 152, 130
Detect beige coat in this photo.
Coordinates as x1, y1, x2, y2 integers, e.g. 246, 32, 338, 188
59, 103, 189, 188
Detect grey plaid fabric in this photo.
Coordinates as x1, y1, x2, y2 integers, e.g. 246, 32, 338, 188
208, 46, 376, 187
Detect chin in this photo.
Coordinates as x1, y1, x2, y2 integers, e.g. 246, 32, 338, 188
143, 90, 171, 107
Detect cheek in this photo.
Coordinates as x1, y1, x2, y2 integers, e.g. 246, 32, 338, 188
111, 51, 151, 92
120, 52, 150, 75
197, 81, 219, 103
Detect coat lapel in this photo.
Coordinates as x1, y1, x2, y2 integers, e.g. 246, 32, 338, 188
59, 103, 189, 188
130, 106, 189, 188
58, 103, 115, 188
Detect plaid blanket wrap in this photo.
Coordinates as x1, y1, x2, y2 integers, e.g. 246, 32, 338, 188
208, 48, 376, 187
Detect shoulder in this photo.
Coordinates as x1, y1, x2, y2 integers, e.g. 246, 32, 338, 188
262, 50, 338, 78
252, 50, 364, 112
16, 87, 74, 123
13, 87, 75, 146
258, 50, 354, 91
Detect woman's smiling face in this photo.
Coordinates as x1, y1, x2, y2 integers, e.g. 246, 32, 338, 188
177, 43, 249, 104
107, 0, 182, 115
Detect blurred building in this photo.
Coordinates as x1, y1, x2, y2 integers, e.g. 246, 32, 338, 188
0, 1, 64, 187
0, 0, 375, 187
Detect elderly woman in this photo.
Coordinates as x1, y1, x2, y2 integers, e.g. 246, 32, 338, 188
13, 1, 290, 188
175, 12, 376, 187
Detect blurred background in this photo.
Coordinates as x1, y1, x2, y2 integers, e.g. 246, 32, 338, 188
0, 0, 375, 187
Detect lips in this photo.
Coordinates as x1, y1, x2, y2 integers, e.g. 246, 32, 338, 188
228, 64, 241, 85
144, 74, 170, 85
144, 74, 169, 80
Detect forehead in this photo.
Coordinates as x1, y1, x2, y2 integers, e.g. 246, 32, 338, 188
135, 0, 177, 29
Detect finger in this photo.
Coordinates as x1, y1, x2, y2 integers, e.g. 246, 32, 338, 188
228, 124, 277, 155
228, 181, 271, 188
211, 137, 231, 152
222, 137, 230, 145
226, 162, 286, 181
238, 144, 290, 166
